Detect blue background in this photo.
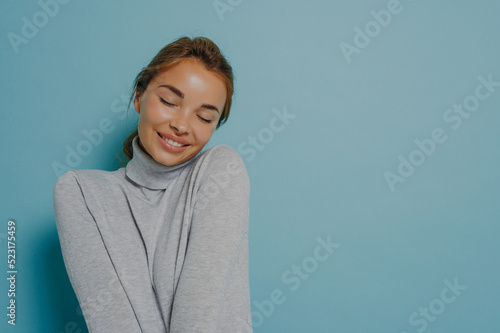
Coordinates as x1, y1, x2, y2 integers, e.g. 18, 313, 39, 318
1, 0, 499, 332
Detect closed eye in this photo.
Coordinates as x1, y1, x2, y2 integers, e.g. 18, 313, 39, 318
160, 98, 176, 107
198, 116, 212, 124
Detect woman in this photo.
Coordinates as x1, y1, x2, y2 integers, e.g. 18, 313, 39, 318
53, 36, 252, 332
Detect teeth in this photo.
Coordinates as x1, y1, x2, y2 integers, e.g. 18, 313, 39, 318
162, 136, 184, 147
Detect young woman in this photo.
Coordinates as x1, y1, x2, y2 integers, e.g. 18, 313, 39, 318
53, 36, 252, 332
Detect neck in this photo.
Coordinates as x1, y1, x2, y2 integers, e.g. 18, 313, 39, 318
125, 135, 196, 189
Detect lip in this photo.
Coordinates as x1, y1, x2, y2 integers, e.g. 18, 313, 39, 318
157, 132, 190, 146
157, 132, 189, 153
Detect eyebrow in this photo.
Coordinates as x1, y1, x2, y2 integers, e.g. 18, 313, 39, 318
201, 104, 220, 113
159, 84, 184, 98
158, 84, 220, 114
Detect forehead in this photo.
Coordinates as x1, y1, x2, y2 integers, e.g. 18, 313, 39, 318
150, 60, 227, 103
153, 59, 222, 86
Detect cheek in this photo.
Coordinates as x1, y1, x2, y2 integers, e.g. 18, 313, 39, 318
141, 99, 171, 124
194, 125, 215, 144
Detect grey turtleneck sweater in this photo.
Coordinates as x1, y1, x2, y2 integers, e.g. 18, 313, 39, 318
53, 135, 252, 333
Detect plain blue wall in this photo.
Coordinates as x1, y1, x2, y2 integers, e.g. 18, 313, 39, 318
1, 0, 499, 332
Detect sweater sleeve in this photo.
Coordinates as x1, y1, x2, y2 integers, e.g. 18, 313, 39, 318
53, 171, 142, 333
169, 145, 252, 332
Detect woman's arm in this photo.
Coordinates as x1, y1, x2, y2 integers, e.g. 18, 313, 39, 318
170, 145, 252, 332
53, 171, 142, 333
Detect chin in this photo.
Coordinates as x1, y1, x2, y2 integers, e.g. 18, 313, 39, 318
157, 151, 193, 166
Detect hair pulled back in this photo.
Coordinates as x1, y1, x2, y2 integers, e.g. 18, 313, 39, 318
120, 36, 234, 164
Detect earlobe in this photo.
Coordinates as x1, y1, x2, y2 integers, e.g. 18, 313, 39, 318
134, 92, 141, 114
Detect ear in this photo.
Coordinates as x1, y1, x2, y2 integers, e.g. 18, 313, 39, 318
133, 91, 142, 114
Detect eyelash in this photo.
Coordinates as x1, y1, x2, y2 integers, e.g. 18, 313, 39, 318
160, 98, 212, 124
198, 117, 212, 124
161, 98, 175, 107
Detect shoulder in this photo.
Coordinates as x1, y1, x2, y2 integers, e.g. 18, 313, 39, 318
192, 145, 250, 212
53, 169, 123, 198
195, 144, 250, 189
201, 144, 242, 161
198, 144, 248, 177
53, 170, 79, 195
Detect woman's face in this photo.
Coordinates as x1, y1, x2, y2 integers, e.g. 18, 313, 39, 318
134, 58, 227, 166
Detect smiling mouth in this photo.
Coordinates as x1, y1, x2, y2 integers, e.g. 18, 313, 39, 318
157, 132, 190, 147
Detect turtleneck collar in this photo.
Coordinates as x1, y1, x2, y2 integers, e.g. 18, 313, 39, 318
125, 135, 197, 190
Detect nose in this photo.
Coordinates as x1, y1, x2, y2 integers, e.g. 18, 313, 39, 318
169, 109, 190, 134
